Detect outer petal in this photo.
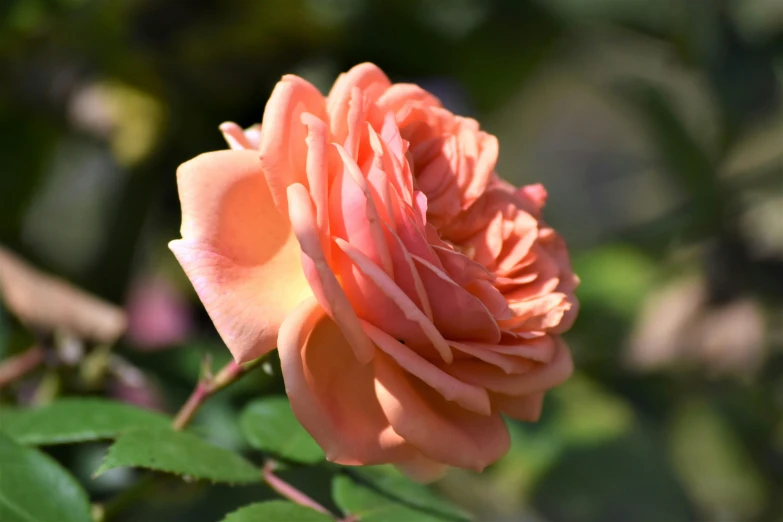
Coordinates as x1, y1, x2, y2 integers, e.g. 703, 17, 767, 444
491, 392, 545, 422
278, 298, 414, 465
375, 352, 510, 471
259, 75, 326, 216
169, 150, 312, 362
395, 453, 447, 483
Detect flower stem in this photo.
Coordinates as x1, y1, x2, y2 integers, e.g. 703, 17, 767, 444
171, 355, 266, 431
262, 461, 334, 517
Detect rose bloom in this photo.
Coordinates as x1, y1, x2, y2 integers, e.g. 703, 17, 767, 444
170, 63, 578, 480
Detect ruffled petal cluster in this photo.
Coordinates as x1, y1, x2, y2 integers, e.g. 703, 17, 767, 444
171, 63, 579, 479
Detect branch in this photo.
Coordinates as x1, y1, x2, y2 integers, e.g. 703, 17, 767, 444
171, 355, 266, 431
263, 461, 334, 516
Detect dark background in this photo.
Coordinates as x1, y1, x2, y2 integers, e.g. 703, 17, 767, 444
1, 1, 782, 521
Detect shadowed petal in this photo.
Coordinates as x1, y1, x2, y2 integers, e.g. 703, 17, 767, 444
335, 238, 453, 363
492, 392, 545, 421
362, 320, 491, 415
278, 298, 414, 465
375, 352, 510, 471
395, 452, 447, 483
447, 338, 573, 396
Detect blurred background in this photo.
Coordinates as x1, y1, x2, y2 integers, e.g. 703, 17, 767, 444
1, 0, 782, 521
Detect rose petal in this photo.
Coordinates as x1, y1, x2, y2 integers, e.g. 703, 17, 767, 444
219, 122, 254, 150
449, 341, 533, 374
332, 144, 394, 276
376, 83, 441, 115
492, 392, 545, 421
278, 298, 413, 465
412, 255, 501, 344
375, 352, 510, 471
466, 279, 513, 321
170, 150, 311, 362
259, 75, 326, 216
362, 320, 491, 415
447, 338, 573, 395
327, 63, 391, 144
287, 183, 375, 363
335, 237, 453, 363
301, 113, 330, 236
395, 452, 447, 483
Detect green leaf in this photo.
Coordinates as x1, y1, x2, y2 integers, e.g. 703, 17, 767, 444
0, 433, 92, 522
670, 400, 765, 519
0, 398, 171, 445
221, 501, 333, 522
333, 475, 452, 522
352, 467, 472, 521
96, 427, 259, 484
239, 396, 323, 464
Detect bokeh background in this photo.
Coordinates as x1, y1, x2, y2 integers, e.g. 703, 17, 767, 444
1, 0, 782, 521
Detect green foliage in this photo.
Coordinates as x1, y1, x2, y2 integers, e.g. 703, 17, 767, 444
670, 400, 766, 519
239, 396, 323, 464
532, 426, 694, 522
0, 398, 170, 445
96, 427, 260, 484
352, 466, 473, 521
0, 433, 92, 522
573, 245, 657, 319
333, 475, 449, 522
220, 501, 333, 522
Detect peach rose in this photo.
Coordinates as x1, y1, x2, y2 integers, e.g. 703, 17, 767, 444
170, 63, 576, 479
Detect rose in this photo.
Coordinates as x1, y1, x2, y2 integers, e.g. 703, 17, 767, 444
170, 63, 577, 479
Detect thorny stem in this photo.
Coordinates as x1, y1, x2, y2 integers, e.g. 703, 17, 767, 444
104, 352, 351, 521
0, 345, 45, 388
171, 356, 352, 519
171, 355, 267, 431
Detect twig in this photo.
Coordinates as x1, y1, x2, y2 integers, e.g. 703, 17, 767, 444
262, 461, 334, 517
171, 355, 266, 431
0, 346, 45, 389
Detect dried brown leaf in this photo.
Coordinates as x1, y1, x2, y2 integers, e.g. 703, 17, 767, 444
0, 246, 126, 343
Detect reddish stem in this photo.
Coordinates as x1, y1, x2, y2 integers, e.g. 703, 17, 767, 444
171, 381, 209, 431
263, 461, 333, 516
171, 357, 262, 431
0, 346, 45, 389
172, 356, 350, 519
